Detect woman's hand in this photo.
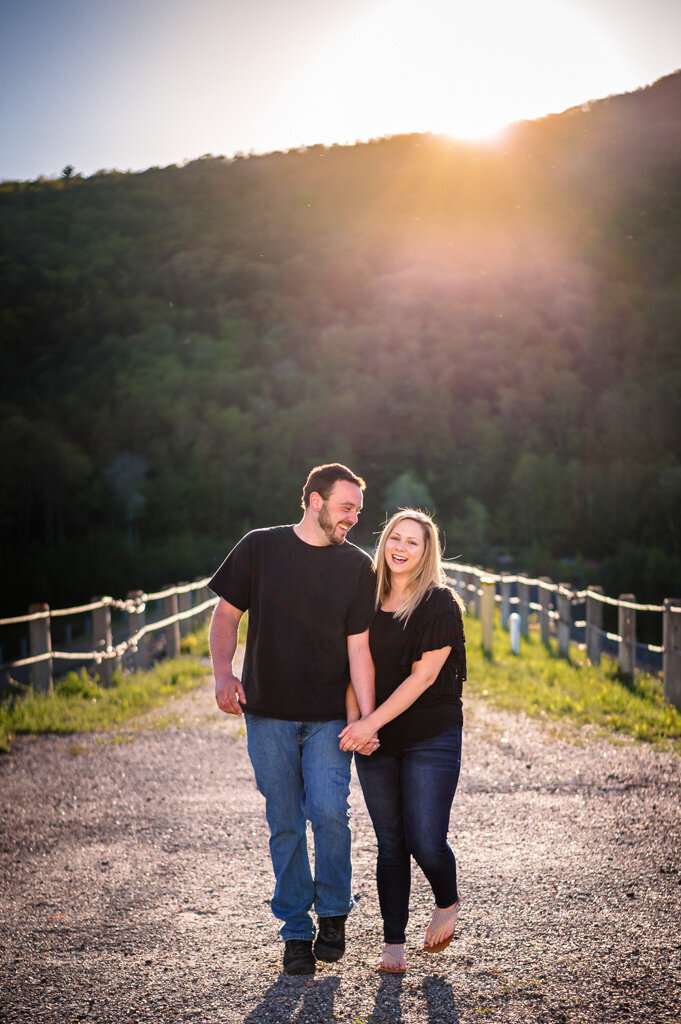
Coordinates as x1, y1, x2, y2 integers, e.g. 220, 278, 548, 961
339, 716, 379, 754
354, 737, 380, 756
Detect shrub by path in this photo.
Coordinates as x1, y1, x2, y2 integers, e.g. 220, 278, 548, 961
0, 666, 679, 1024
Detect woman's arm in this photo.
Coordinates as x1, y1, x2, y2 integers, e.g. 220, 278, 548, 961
338, 645, 451, 751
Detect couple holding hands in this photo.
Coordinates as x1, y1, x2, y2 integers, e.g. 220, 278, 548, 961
210, 463, 466, 976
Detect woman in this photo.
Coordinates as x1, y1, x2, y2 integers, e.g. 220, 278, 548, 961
339, 509, 466, 974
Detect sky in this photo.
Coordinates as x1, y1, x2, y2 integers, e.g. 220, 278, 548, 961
1, 0, 680, 181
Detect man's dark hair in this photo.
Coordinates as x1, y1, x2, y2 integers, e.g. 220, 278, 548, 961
301, 463, 366, 509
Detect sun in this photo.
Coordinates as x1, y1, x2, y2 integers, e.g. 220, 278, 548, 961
268, 0, 633, 149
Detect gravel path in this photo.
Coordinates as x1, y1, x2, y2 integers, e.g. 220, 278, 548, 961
1, 661, 679, 1024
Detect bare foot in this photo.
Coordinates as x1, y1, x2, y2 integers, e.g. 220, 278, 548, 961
424, 900, 460, 952
379, 943, 407, 973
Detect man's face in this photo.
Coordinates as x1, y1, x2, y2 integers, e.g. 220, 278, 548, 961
316, 480, 363, 545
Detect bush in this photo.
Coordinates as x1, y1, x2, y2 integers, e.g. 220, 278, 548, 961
55, 669, 101, 699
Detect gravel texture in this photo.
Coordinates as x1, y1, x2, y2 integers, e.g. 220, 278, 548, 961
1, 663, 680, 1024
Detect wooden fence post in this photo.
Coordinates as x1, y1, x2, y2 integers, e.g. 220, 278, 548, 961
472, 573, 481, 618
481, 577, 495, 655
539, 578, 552, 645
194, 579, 212, 614
586, 586, 604, 666
92, 600, 118, 686
663, 599, 681, 711
618, 594, 636, 681
463, 573, 474, 617
163, 592, 180, 659
518, 579, 530, 638
461, 573, 470, 613
455, 570, 466, 605
29, 603, 53, 693
127, 590, 149, 671
177, 585, 193, 636
557, 586, 571, 657
500, 578, 511, 630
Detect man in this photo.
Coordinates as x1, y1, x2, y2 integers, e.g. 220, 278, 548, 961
209, 463, 376, 975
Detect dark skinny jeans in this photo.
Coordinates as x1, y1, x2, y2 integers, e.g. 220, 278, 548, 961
355, 724, 462, 945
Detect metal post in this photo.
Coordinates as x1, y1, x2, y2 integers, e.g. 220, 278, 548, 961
539, 578, 552, 645
127, 590, 149, 671
500, 577, 511, 630
29, 603, 53, 693
557, 586, 571, 657
518, 579, 530, 638
481, 576, 495, 655
618, 594, 636, 681
663, 599, 681, 711
163, 592, 181, 659
509, 612, 521, 655
586, 586, 604, 666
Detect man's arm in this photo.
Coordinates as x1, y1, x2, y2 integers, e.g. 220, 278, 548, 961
345, 682, 361, 724
347, 629, 374, 717
210, 597, 246, 716
346, 629, 377, 754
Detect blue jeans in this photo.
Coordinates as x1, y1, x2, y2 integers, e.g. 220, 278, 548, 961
244, 714, 353, 941
355, 724, 462, 944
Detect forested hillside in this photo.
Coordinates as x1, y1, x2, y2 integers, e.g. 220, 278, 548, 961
1, 72, 680, 616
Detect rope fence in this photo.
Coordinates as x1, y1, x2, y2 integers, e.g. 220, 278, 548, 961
2, 563, 680, 712
442, 561, 681, 711
0, 579, 218, 693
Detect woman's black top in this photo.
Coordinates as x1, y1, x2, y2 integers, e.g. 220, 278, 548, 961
369, 585, 466, 754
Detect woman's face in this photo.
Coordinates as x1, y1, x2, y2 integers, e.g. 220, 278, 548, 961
384, 518, 426, 579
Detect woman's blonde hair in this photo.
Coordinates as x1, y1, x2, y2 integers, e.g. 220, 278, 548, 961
374, 509, 462, 624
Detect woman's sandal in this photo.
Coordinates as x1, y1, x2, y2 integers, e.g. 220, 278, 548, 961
379, 943, 407, 973
423, 900, 460, 953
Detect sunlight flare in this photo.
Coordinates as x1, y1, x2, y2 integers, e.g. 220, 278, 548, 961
274, 0, 633, 145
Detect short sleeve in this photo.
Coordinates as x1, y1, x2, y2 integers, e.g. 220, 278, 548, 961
345, 557, 377, 636
208, 533, 253, 611
401, 589, 466, 684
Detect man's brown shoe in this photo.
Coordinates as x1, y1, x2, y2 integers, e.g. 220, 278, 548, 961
283, 939, 316, 975
313, 915, 347, 962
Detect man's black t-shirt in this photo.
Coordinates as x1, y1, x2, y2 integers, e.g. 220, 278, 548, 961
209, 526, 376, 721
369, 586, 466, 754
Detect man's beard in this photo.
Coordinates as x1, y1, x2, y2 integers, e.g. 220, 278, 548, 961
318, 502, 347, 545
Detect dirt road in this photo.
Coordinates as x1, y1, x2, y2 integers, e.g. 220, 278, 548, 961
1, 674, 679, 1023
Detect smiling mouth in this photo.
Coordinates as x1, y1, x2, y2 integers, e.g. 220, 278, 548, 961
391, 554, 407, 563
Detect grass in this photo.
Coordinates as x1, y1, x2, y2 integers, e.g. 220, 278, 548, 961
0, 621, 213, 753
465, 613, 681, 752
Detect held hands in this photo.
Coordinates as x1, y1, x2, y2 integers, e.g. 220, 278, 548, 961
339, 717, 380, 756
215, 671, 246, 716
